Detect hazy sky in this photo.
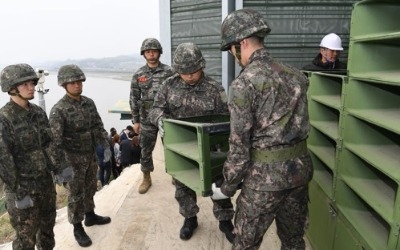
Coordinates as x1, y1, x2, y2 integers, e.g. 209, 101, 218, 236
0, 0, 160, 65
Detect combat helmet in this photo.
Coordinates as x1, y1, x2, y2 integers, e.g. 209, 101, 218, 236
173, 42, 206, 74
220, 9, 271, 51
140, 38, 163, 55
0, 63, 39, 92
57, 64, 86, 86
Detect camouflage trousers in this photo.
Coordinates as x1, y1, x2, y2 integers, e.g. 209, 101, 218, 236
174, 179, 234, 221
233, 184, 309, 250
139, 121, 158, 173
5, 174, 56, 250
65, 152, 98, 224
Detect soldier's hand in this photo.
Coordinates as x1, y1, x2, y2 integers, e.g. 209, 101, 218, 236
133, 122, 140, 135
211, 183, 229, 200
15, 195, 34, 209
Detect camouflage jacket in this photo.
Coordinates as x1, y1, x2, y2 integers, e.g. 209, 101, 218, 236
49, 95, 109, 162
149, 72, 228, 123
0, 101, 60, 198
221, 48, 313, 196
129, 62, 175, 124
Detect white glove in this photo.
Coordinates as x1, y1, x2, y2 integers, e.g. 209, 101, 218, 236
103, 148, 112, 162
211, 183, 229, 200
15, 195, 34, 209
157, 118, 164, 138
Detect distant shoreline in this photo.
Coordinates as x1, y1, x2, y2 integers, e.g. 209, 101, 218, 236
48, 70, 132, 82
86, 70, 132, 81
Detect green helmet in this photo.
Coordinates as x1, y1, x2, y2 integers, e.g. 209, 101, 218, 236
140, 38, 163, 55
173, 42, 206, 74
220, 9, 271, 51
0, 63, 39, 92
57, 64, 86, 86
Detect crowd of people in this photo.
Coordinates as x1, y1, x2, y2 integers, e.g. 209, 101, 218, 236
96, 125, 141, 189
0, 7, 351, 250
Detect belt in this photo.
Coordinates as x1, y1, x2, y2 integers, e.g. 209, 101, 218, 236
141, 100, 154, 109
19, 172, 47, 180
250, 141, 308, 164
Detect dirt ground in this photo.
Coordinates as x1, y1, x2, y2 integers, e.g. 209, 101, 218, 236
1, 137, 312, 250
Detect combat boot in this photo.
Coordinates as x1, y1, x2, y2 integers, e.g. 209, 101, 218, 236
179, 216, 198, 240
219, 220, 235, 243
138, 171, 152, 194
84, 211, 111, 227
73, 223, 92, 247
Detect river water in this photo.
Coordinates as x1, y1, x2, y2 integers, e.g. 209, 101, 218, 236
0, 72, 132, 134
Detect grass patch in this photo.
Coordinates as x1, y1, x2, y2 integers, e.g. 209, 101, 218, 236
0, 198, 5, 215
0, 214, 14, 244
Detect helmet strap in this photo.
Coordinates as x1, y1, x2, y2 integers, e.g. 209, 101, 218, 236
8, 89, 32, 101
234, 44, 245, 67
17, 93, 32, 101
8, 91, 18, 97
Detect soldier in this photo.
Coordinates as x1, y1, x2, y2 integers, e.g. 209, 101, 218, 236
302, 33, 347, 71
49, 64, 111, 247
149, 42, 235, 243
212, 9, 313, 249
129, 38, 175, 194
0, 64, 70, 249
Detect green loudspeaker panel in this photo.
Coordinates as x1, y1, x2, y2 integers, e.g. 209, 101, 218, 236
163, 114, 230, 197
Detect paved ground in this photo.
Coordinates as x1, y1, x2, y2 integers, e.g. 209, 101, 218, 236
1, 137, 313, 250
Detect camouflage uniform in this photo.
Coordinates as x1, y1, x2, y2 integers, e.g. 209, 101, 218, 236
0, 64, 61, 250
49, 67, 110, 225
149, 42, 234, 228
220, 9, 313, 250
129, 38, 175, 175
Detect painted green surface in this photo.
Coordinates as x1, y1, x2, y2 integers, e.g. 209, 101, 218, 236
163, 115, 230, 196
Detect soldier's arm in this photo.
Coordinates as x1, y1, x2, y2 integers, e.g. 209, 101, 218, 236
89, 100, 110, 149
48, 106, 68, 172
129, 72, 141, 123
41, 111, 62, 173
215, 84, 229, 114
149, 81, 169, 126
221, 79, 253, 196
0, 118, 18, 191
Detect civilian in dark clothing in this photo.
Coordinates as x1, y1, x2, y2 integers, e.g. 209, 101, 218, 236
108, 128, 119, 179
109, 127, 117, 138
96, 144, 112, 186
112, 134, 123, 175
119, 132, 141, 169
120, 125, 134, 142
302, 33, 347, 71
